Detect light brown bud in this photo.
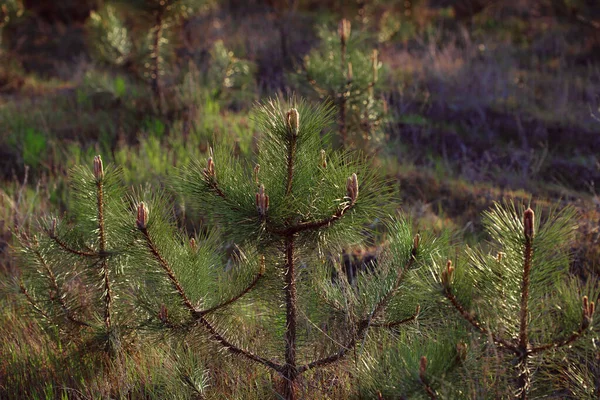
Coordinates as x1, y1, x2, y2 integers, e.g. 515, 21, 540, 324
413, 234, 420, 253
371, 49, 379, 83
456, 342, 468, 361
253, 164, 260, 185
93, 155, 104, 180
189, 237, 197, 251
347, 62, 353, 81
320, 149, 327, 168
259, 255, 266, 275
583, 296, 595, 326
256, 184, 269, 217
158, 304, 168, 323
204, 155, 215, 179
441, 260, 454, 287
136, 202, 149, 230
338, 18, 351, 45
523, 208, 535, 240
496, 252, 504, 262
346, 173, 359, 203
49, 217, 57, 238
419, 356, 427, 376
286, 108, 299, 137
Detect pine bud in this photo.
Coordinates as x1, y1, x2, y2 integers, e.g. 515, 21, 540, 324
347, 62, 353, 82
419, 356, 428, 376
371, 49, 379, 83
158, 304, 168, 323
93, 155, 104, 180
256, 184, 269, 217
523, 208, 535, 240
204, 154, 215, 179
338, 18, 351, 45
136, 202, 149, 230
496, 252, 504, 262
441, 260, 454, 288
286, 108, 299, 137
346, 173, 359, 203
412, 234, 420, 255
415, 304, 421, 317
189, 237, 197, 251
456, 342, 468, 361
320, 149, 327, 168
253, 164, 260, 185
49, 217, 57, 238
259, 255, 266, 275
583, 296, 595, 328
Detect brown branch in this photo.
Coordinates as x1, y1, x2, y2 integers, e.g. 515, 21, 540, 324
443, 287, 518, 353
198, 270, 264, 316
299, 248, 418, 373
197, 315, 282, 372
19, 281, 51, 321
141, 227, 199, 315
297, 333, 358, 373
419, 356, 437, 399
32, 249, 91, 327
141, 228, 278, 371
205, 176, 228, 200
49, 234, 99, 258
529, 324, 588, 354
270, 203, 353, 236
96, 177, 113, 342
369, 309, 419, 329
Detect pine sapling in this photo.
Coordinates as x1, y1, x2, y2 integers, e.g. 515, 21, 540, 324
295, 19, 387, 149
17, 156, 133, 355
137, 98, 429, 399
436, 203, 597, 399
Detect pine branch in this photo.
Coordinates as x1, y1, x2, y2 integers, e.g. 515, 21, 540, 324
94, 157, 112, 342
370, 237, 418, 320
196, 314, 282, 372
139, 219, 278, 372
530, 296, 594, 354
198, 260, 264, 316
298, 242, 419, 373
419, 356, 437, 400
369, 305, 419, 328
19, 281, 51, 321
31, 248, 91, 327
529, 327, 587, 354
140, 227, 198, 315
49, 233, 99, 258
443, 286, 518, 353
269, 203, 354, 235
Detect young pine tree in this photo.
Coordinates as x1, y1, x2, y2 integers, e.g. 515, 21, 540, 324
133, 98, 432, 399
87, 0, 205, 111
17, 157, 133, 355
295, 19, 387, 150
434, 203, 598, 399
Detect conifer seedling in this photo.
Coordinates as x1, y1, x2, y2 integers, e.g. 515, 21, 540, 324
17, 156, 133, 355
135, 98, 430, 399
295, 19, 387, 150
435, 203, 597, 399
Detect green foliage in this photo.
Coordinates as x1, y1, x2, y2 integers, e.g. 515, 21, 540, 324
21, 128, 47, 168
87, 4, 133, 67
429, 202, 600, 398
293, 20, 388, 150
16, 158, 136, 354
